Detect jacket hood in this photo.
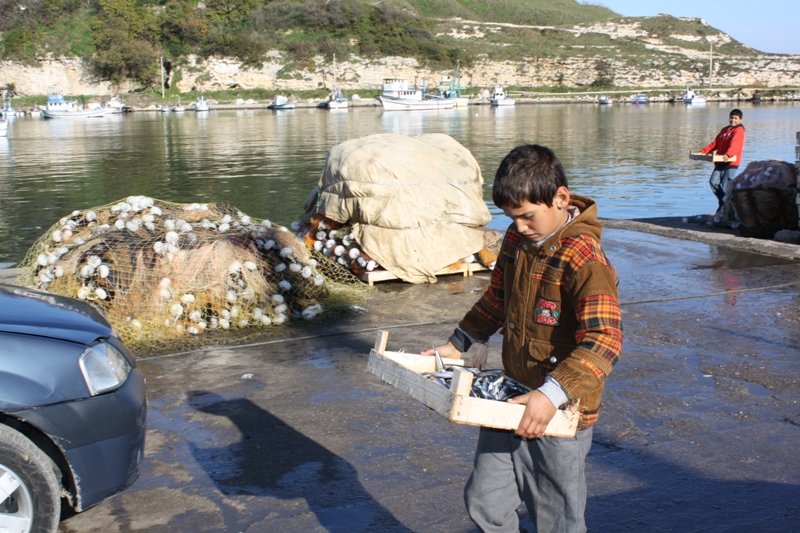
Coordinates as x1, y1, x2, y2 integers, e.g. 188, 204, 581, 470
547, 193, 602, 245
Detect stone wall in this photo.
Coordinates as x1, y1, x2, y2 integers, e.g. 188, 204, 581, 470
2, 50, 799, 97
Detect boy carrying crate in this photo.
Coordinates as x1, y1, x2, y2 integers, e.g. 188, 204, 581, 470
424, 144, 624, 533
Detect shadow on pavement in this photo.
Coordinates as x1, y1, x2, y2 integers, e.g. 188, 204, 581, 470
587, 437, 800, 532
188, 392, 413, 533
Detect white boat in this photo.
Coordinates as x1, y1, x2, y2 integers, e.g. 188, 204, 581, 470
160, 105, 171, 113
194, 96, 210, 111
489, 85, 515, 106
378, 78, 455, 111
682, 86, 707, 105
440, 60, 469, 107
630, 93, 649, 104
2, 101, 18, 117
41, 90, 106, 119
268, 95, 296, 110
598, 95, 612, 105
104, 95, 129, 114
0, 119, 7, 138
325, 54, 349, 110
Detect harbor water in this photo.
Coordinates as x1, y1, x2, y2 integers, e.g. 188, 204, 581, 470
1, 101, 799, 264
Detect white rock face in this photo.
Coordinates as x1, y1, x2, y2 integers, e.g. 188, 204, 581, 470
3, 23, 800, 97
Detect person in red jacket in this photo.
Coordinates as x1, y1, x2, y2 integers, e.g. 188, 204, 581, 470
699, 109, 746, 211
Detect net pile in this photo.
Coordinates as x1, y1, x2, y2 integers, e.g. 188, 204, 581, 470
17, 196, 366, 354
714, 160, 799, 237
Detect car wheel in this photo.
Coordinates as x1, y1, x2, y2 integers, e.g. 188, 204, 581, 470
0, 425, 61, 533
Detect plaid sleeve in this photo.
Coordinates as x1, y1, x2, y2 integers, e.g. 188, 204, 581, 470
549, 236, 624, 400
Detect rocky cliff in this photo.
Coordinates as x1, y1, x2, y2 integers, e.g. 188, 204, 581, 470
2, 18, 799, 96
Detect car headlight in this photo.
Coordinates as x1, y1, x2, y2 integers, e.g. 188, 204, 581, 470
78, 341, 132, 396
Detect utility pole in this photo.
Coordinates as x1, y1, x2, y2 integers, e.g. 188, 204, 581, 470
160, 56, 165, 99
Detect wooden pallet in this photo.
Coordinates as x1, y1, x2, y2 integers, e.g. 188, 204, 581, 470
366, 331, 579, 437
689, 151, 736, 163
358, 262, 488, 286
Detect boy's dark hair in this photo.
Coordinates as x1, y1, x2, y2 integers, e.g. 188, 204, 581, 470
730, 109, 743, 118
492, 144, 568, 208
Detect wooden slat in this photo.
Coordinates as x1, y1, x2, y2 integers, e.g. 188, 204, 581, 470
359, 263, 488, 286
373, 330, 389, 354
367, 349, 456, 417
451, 367, 474, 397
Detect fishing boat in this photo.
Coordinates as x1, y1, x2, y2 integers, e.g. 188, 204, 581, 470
41, 90, 106, 119
2, 101, 18, 117
325, 54, 349, 110
194, 96, 210, 111
489, 85, 515, 107
377, 78, 455, 111
598, 95, 612, 105
172, 98, 185, 112
268, 95, 296, 110
630, 93, 649, 104
439, 60, 469, 107
104, 95, 129, 114
682, 86, 707, 105
160, 104, 171, 113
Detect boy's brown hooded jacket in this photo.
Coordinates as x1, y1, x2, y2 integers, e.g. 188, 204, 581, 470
458, 194, 623, 429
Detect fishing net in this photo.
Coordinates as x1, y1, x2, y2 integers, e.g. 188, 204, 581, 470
17, 197, 367, 355
295, 213, 499, 279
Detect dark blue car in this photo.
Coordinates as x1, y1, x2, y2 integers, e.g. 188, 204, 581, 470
0, 284, 146, 532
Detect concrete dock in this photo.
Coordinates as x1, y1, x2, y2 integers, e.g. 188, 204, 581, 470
4, 218, 798, 532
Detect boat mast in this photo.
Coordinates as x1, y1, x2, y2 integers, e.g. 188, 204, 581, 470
454, 60, 461, 96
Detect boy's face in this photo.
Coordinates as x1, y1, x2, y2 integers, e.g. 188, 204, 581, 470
502, 186, 571, 243
729, 114, 742, 126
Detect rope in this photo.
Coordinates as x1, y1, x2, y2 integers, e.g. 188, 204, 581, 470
144, 279, 800, 360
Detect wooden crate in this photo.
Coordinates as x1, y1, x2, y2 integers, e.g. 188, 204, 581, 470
689, 151, 736, 163
358, 262, 487, 286
366, 331, 579, 437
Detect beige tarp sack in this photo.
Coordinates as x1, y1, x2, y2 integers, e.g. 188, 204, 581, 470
304, 133, 501, 283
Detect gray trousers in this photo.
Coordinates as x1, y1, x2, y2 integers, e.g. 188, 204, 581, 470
709, 166, 738, 211
464, 426, 593, 533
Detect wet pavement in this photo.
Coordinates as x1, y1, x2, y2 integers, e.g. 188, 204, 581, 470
41, 223, 800, 532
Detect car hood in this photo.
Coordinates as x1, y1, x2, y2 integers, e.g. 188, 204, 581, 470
0, 284, 112, 345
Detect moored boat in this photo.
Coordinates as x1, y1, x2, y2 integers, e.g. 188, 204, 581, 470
598, 95, 612, 105
682, 86, 707, 105
41, 90, 106, 119
378, 78, 455, 111
268, 95, 296, 110
104, 95, 129, 114
194, 96, 210, 111
630, 93, 649, 104
489, 85, 515, 106
324, 54, 348, 110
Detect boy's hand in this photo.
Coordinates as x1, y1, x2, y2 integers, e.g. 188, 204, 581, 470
507, 391, 557, 439
420, 342, 462, 358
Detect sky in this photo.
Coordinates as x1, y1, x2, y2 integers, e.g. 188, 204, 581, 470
593, 0, 800, 55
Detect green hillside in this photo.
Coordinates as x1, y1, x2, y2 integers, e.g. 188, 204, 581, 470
0, 0, 753, 90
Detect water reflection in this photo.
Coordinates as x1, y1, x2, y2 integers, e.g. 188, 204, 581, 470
0, 102, 798, 262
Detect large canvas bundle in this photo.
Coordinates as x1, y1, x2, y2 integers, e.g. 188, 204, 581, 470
305, 133, 501, 283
